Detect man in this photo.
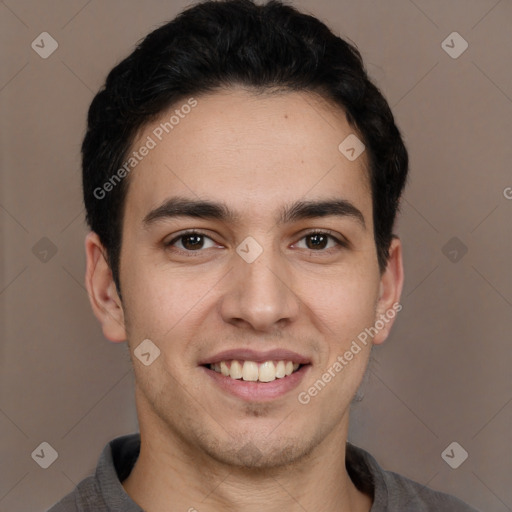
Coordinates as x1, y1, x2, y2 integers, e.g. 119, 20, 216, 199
48, 0, 479, 510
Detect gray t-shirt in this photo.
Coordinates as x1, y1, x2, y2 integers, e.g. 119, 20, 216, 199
47, 433, 479, 511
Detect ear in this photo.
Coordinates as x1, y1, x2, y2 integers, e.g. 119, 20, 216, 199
84, 231, 127, 342
372, 236, 404, 345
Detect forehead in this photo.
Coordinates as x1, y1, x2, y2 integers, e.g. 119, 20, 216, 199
123, 88, 371, 226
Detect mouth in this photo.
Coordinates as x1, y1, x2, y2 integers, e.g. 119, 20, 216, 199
199, 349, 312, 401
205, 359, 303, 382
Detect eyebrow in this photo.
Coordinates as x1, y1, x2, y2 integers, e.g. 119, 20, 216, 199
142, 196, 366, 229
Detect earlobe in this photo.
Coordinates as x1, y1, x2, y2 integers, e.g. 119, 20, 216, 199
84, 232, 127, 343
373, 237, 404, 345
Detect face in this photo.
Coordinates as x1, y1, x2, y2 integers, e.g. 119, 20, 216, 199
86, 87, 403, 469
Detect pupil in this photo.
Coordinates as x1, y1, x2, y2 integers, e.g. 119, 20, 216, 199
183, 235, 203, 250
308, 233, 327, 250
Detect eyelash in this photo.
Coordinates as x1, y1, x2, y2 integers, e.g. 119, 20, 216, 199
164, 229, 348, 256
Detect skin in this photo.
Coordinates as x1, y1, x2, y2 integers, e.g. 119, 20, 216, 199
85, 87, 403, 512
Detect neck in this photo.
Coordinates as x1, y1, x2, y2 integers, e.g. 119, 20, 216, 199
122, 393, 372, 512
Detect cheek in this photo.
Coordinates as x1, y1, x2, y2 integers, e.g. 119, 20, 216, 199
301, 267, 379, 331
121, 258, 215, 342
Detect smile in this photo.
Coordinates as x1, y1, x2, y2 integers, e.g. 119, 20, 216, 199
208, 360, 301, 382
199, 348, 311, 401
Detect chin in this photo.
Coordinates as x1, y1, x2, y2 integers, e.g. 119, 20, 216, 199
190, 420, 321, 471
206, 437, 314, 470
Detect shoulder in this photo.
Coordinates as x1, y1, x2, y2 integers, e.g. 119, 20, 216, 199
46, 475, 107, 512
46, 433, 141, 512
380, 467, 480, 511
346, 443, 480, 512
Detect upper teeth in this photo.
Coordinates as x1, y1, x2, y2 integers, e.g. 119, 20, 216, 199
210, 360, 300, 382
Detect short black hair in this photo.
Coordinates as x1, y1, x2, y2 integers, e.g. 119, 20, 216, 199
82, 0, 408, 294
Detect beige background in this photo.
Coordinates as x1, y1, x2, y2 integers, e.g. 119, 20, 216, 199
1, 0, 511, 511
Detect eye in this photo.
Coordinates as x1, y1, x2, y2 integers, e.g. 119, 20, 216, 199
294, 230, 347, 252
165, 230, 218, 252
164, 229, 348, 256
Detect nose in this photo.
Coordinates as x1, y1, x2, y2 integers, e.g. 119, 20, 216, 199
219, 242, 301, 332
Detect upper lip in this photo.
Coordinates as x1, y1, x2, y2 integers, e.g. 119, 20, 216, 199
199, 348, 311, 366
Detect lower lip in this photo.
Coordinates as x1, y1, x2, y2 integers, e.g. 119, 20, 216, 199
202, 365, 311, 402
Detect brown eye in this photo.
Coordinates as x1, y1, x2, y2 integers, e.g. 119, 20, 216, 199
165, 231, 217, 252
295, 231, 345, 251
305, 233, 329, 250
180, 234, 205, 250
